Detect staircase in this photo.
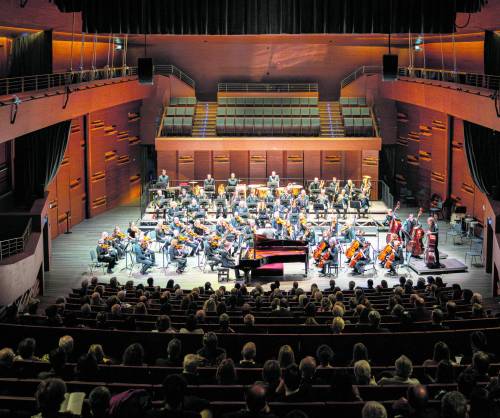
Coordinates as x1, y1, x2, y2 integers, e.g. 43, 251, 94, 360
319, 101, 345, 137
192, 102, 217, 137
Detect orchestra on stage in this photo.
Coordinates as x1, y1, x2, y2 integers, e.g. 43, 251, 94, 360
94, 170, 442, 280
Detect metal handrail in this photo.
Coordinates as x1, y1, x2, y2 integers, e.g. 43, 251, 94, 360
0, 64, 195, 99
341, 65, 500, 92
0, 218, 32, 261
218, 83, 319, 93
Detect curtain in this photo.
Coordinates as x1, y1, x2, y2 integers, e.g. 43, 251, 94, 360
463, 121, 500, 196
14, 121, 71, 207
53, 0, 486, 35
9, 30, 52, 77
484, 30, 500, 76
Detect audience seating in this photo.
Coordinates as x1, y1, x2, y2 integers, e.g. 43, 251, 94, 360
162, 97, 197, 135
340, 96, 375, 136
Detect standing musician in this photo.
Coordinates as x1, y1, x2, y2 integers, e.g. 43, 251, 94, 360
385, 240, 404, 275
358, 192, 370, 218
157, 169, 169, 188
427, 216, 440, 267
226, 173, 239, 196
268, 171, 280, 189
132, 239, 155, 275
352, 241, 371, 275
344, 179, 355, 198
383, 207, 400, 227
361, 176, 372, 196
402, 213, 417, 246
96, 233, 118, 274
204, 174, 216, 198
319, 238, 340, 276
168, 238, 187, 274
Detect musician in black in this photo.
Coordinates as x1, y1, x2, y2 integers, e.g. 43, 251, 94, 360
215, 189, 227, 217
187, 198, 200, 218
246, 189, 259, 210
344, 179, 354, 197
167, 201, 181, 220
402, 213, 417, 245
327, 177, 340, 200
96, 242, 117, 274
314, 189, 329, 217
297, 189, 309, 210
383, 208, 399, 226
204, 174, 216, 198
168, 239, 187, 273
268, 171, 280, 189
308, 177, 321, 199
320, 238, 340, 276
204, 238, 222, 271
427, 216, 440, 266
353, 242, 371, 275
220, 241, 242, 279
132, 241, 155, 275
334, 189, 348, 219
227, 173, 239, 196
388, 240, 404, 275
358, 192, 370, 218
155, 221, 171, 245
157, 169, 169, 188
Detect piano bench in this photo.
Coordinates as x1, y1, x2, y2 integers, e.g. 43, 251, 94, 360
217, 268, 230, 282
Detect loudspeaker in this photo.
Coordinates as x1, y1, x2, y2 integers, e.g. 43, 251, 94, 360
382, 54, 398, 81
138, 58, 153, 84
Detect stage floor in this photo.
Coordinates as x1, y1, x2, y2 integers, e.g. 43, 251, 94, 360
44, 202, 492, 299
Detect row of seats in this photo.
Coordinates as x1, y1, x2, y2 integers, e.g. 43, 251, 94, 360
216, 117, 320, 136
162, 117, 193, 135
218, 96, 319, 106
166, 107, 195, 116
217, 107, 319, 117
344, 117, 375, 136
339, 97, 367, 106
169, 97, 197, 106
342, 107, 371, 117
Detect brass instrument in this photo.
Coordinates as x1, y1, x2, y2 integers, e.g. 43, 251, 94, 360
192, 184, 201, 196
235, 214, 246, 225
277, 217, 287, 226
114, 231, 126, 239
319, 180, 325, 189
218, 183, 226, 195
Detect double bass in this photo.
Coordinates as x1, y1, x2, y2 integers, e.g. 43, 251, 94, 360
386, 201, 402, 243
407, 208, 425, 257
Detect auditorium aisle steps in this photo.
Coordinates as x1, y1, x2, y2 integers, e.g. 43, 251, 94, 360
319, 101, 345, 137
192, 102, 217, 137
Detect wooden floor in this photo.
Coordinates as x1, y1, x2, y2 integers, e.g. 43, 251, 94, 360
44, 203, 493, 300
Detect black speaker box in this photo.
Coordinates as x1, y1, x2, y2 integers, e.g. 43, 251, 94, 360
138, 57, 153, 84
382, 54, 398, 81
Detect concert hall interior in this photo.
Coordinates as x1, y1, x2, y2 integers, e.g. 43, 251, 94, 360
0, 0, 500, 417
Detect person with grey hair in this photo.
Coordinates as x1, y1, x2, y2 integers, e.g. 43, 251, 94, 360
378, 355, 420, 385
88, 386, 111, 418
362, 401, 387, 418
354, 360, 376, 385
441, 391, 468, 418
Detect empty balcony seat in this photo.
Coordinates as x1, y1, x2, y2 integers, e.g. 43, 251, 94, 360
169, 97, 179, 106
291, 98, 301, 106
183, 117, 193, 134
351, 107, 361, 116
263, 118, 273, 135
342, 107, 352, 116
282, 118, 292, 133
311, 118, 320, 135
216, 117, 225, 134
358, 97, 367, 105
301, 118, 311, 135
300, 107, 310, 116
235, 118, 245, 135
167, 107, 176, 116
292, 118, 301, 135
360, 107, 370, 116
273, 118, 283, 135
225, 117, 235, 135
218, 97, 227, 106
217, 108, 226, 116
254, 118, 264, 134
226, 107, 236, 116
310, 108, 319, 117
244, 118, 254, 134
339, 97, 349, 106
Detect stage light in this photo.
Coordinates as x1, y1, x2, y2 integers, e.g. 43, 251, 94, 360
414, 45, 422, 51
415, 37, 423, 45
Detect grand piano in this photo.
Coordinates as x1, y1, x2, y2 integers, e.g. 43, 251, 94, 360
236, 234, 309, 283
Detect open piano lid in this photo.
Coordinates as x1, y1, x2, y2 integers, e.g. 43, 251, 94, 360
254, 234, 307, 249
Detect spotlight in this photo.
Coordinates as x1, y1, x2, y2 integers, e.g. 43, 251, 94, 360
414, 45, 422, 52
115, 44, 123, 51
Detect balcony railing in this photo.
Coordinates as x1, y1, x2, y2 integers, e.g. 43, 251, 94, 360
341, 65, 500, 93
218, 83, 319, 93
0, 218, 32, 261
0, 64, 194, 100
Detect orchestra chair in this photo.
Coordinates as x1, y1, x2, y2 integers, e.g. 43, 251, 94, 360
217, 267, 230, 283
88, 250, 107, 274
445, 222, 465, 245
465, 240, 483, 267
128, 252, 143, 277
325, 262, 339, 277
161, 246, 171, 273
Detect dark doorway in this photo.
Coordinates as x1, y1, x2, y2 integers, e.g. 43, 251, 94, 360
486, 222, 494, 274
43, 216, 50, 272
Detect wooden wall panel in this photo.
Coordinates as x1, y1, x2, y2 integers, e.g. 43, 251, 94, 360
178, 151, 195, 180
285, 151, 304, 182
266, 151, 284, 179
343, 151, 361, 181
157, 151, 178, 180
303, 151, 321, 180
249, 151, 267, 181
194, 151, 212, 180
230, 151, 249, 181
212, 151, 231, 182
321, 151, 342, 180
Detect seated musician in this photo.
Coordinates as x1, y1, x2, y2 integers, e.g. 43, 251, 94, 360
215, 189, 227, 218
327, 177, 340, 199
174, 229, 198, 256
383, 208, 398, 226
320, 238, 340, 276
219, 240, 242, 279
132, 239, 155, 275
215, 217, 226, 236
204, 174, 216, 196
168, 238, 187, 274
402, 213, 417, 245
230, 192, 241, 213
242, 218, 257, 247
280, 187, 292, 207
273, 198, 285, 216
155, 221, 171, 244
246, 189, 259, 209
308, 177, 321, 198
297, 189, 309, 210
96, 233, 118, 274
344, 179, 355, 197
187, 197, 200, 215
111, 226, 127, 259
272, 211, 285, 236
352, 241, 371, 275
329, 215, 339, 237
227, 173, 239, 194
315, 188, 329, 216
170, 216, 185, 232
264, 192, 275, 209
205, 235, 222, 271
157, 169, 169, 188
256, 201, 269, 227
334, 189, 348, 219
154, 190, 168, 220
341, 221, 356, 243
268, 171, 280, 189
358, 192, 370, 218
167, 201, 181, 220
387, 240, 404, 276
237, 200, 249, 218
193, 219, 210, 237
179, 188, 191, 207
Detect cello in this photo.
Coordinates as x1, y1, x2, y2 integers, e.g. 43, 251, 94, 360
313, 241, 328, 262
